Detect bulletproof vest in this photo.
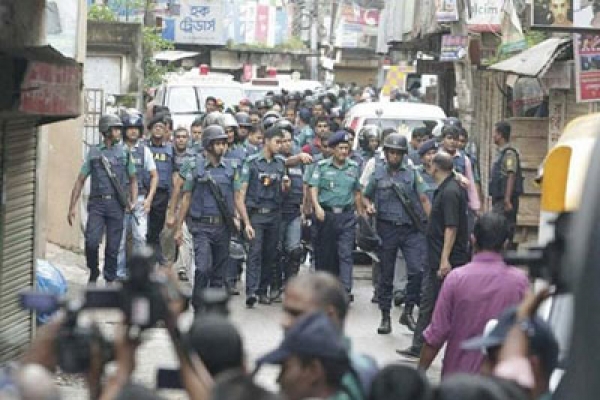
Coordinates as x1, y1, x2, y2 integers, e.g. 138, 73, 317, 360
453, 152, 467, 175
189, 155, 235, 218
227, 145, 247, 162
131, 142, 149, 195
245, 155, 286, 210
373, 162, 426, 225
283, 163, 304, 211
409, 149, 422, 166
419, 166, 437, 203
174, 147, 196, 172
89, 144, 129, 197
350, 152, 364, 173
245, 142, 261, 157
148, 142, 174, 191
489, 147, 524, 199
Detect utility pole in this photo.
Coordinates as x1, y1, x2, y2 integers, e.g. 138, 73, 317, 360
310, 0, 319, 80
451, 0, 474, 135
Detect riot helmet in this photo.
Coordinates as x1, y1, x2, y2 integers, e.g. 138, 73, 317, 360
99, 114, 123, 135
358, 125, 382, 151
235, 111, 253, 128
201, 125, 228, 150
203, 111, 224, 128
382, 133, 408, 151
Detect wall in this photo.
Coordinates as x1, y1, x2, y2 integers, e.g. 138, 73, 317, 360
43, 0, 88, 253
0, 0, 46, 48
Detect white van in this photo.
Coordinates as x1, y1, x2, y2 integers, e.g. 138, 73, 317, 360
344, 101, 447, 149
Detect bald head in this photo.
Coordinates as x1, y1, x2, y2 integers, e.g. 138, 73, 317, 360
433, 151, 454, 173
282, 273, 349, 331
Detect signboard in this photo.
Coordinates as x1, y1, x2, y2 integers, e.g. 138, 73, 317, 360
335, 4, 380, 49
161, 0, 225, 45
532, 0, 600, 29
440, 35, 469, 61
436, 0, 459, 22
468, 0, 503, 32
46, 0, 81, 59
20, 62, 82, 116
574, 33, 600, 102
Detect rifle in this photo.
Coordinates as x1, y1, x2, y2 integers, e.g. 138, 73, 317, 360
100, 154, 139, 225
204, 174, 239, 235
390, 182, 426, 234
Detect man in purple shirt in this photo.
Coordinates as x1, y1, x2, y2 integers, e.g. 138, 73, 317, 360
418, 212, 529, 378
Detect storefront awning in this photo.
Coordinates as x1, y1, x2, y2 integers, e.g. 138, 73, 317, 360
488, 38, 572, 77
153, 50, 200, 62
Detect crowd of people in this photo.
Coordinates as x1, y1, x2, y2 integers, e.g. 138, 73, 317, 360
1, 86, 557, 399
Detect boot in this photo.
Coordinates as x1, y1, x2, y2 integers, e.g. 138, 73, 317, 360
399, 305, 417, 332
377, 311, 392, 334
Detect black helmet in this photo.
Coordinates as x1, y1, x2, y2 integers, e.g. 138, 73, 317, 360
291, 91, 303, 101
235, 111, 253, 128
262, 111, 281, 131
202, 125, 228, 149
382, 133, 408, 151
275, 119, 294, 135
220, 113, 239, 130
445, 117, 462, 128
356, 215, 381, 252
122, 112, 144, 130
358, 125, 381, 150
255, 99, 269, 110
203, 111, 223, 128
99, 114, 123, 134
441, 124, 461, 139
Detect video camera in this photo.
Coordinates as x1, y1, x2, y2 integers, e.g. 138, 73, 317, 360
503, 212, 572, 293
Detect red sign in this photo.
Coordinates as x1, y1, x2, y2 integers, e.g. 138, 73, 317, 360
574, 33, 600, 103
255, 5, 269, 44
19, 61, 82, 116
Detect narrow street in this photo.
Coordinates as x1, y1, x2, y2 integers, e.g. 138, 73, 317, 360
46, 243, 442, 399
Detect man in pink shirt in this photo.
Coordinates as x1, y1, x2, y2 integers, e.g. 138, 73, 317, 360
418, 212, 529, 378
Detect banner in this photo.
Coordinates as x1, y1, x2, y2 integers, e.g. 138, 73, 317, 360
436, 0, 459, 22
499, 0, 527, 54
440, 35, 469, 61
335, 4, 380, 49
574, 33, 600, 102
161, 0, 225, 45
468, 0, 503, 32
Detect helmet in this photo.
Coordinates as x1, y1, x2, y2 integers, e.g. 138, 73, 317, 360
99, 114, 123, 134
235, 112, 253, 128
201, 125, 228, 149
358, 125, 381, 150
382, 133, 408, 151
441, 124, 461, 139
122, 112, 144, 130
203, 111, 223, 128
220, 113, 239, 130
275, 119, 294, 135
291, 91, 303, 102
356, 215, 381, 252
255, 99, 268, 110
262, 111, 281, 131
445, 117, 462, 128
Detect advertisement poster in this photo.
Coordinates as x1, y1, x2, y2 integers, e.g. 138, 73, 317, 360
335, 4, 380, 49
436, 0, 459, 23
440, 35, 469, 61
161, 0, 225, 45
529, 0, 600, 28
574, 33, 600, 102
46, 0, 81, 59
468, 0, 503, 32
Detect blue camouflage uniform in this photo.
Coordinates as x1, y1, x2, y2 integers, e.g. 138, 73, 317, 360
237, 150, 286, 299
81, 142, 136, 282
363, 158, 429, 311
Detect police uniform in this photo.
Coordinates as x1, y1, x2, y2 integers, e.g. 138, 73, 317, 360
172, 146, 197, 278
308, 133, 361, 294
117, 139, 156, 279
184, 153, 237, 308
243, 140, 261, 157
237, 150, 286, 301
364, 159, 429, 314
295, 124, 315, 148
146, 139, 175, 265
417, 165, 437, 203
81, 142, 136, 282
489, 144, 523, 246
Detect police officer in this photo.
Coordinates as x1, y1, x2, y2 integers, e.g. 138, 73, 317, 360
117, 112, 158, 280
176, 125, 241, 310
190, 116, 204, 152
235, 111, 253, 144
308, 130, 365, 299
363, 134, 431, 334
68, 115, 137, 283
235, 124, 289, 307
358, 125, 382, 162
295, 108, 314, 148
417, 139, 439, 203
146, 115, 175, 266
490, 121, 523, 249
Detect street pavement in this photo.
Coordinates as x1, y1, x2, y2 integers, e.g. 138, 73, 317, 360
45, 243, 442, 399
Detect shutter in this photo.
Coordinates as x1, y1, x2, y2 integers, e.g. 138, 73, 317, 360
0, 118, 37, 362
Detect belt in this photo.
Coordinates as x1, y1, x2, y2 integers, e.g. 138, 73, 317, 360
191, 216, 224, 225
250, 207, 276, 215
89, 195, 115, 201
322, 205, 354, 214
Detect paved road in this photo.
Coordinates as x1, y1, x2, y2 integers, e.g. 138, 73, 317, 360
45, 243, 441, 399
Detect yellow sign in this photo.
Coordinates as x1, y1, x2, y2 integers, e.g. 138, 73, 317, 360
382, 65, 416, 96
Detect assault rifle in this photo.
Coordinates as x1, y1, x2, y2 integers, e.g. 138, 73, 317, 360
100, 154, 139, 225
391, 182, 426, 234
205, 174, 239, 235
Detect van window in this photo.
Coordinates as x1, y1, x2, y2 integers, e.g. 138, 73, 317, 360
200, 88, 245, 110
364, 118, 438, 138
167, 87, 199, 113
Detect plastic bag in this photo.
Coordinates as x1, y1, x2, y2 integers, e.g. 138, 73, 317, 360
35, 259, 68, 325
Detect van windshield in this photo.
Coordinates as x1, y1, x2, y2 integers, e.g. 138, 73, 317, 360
167, 87, 199, 113
200, 88, 245, 110
364, 118, 438, 139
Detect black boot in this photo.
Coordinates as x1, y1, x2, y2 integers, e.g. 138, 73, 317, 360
377, 311, 392, 334
399, 305, 417, 331
85, 248, 100, 284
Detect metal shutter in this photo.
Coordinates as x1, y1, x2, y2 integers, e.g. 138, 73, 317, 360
0, 118, 37, 362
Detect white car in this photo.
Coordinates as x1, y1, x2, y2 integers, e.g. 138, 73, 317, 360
344, 101, 447, 150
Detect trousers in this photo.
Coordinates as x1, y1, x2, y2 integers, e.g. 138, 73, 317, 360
117, 195, 148, 279
246, 212, 281, 297
147, 188, 170, 265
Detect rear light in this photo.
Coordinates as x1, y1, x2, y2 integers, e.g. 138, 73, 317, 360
267, 67, 277, 77
349, 117, 359, 132
199, 64, 209, 75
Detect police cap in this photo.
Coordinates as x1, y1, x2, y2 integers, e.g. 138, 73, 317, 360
327, 130, 351, 148
418, 139, 439, 157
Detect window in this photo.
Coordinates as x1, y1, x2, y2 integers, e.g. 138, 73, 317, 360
167, 86, 199, 113
363, 118, 438, 140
